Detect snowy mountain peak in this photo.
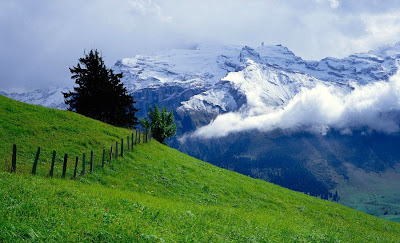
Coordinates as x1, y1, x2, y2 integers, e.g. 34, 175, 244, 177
0, 87, 69, 110
257, 44, 300, 61
239, 46, 261, 63
368, 41, 400, 58
3, 42, 400, 130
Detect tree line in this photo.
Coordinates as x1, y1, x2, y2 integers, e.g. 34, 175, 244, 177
63, 49, 176, 143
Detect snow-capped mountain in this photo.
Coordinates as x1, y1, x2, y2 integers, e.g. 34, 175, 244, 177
177, 43, 400, 117
4, 42, 400, 124
3, 42, 400, 220
117, 43, 400, 120
0, 87, 69, 110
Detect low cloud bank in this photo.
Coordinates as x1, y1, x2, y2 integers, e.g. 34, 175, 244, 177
3, 0, 400, 91
191, 73, 400, 139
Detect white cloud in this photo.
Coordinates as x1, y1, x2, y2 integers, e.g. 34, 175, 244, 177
128, 0, 172, 23
1, 0, 400, 91
329, 0, 340, 9
191, 72, 400, 139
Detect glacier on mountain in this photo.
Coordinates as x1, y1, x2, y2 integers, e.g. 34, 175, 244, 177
5, 43, 400, 219
2, 42, 400, 137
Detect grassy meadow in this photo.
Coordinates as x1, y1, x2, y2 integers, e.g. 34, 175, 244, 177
0, 95, 400, 242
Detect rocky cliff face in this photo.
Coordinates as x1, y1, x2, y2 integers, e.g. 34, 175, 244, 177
3, 42, 400, 220
5, 42, 400, 121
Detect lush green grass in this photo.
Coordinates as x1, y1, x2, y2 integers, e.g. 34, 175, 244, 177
1, 95, 400, 242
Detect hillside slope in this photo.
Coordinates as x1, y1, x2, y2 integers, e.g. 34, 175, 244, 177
0, 95, 399, 242
4, 43, 400, 218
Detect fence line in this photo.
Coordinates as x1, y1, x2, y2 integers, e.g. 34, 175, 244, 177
90, 151, 94, 172
121, 139, 124, 157
31, 147, 40, 175
82, 153, 86, 175
11, 144, 16, 173
62, 154, 68, 178
73, 156, 79, 178
7, 128, 150, 179
50, 150, 56, 177
115, 142, 118, 160
102, 148, 105, 168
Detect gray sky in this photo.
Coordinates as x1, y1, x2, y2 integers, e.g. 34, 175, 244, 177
1, 0, 400, 92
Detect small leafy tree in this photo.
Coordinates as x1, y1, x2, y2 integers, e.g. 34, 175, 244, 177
141, 104, 177, 143
63, 49, 138, 127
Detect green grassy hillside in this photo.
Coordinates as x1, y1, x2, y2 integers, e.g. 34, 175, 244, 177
0, 95, 399, 242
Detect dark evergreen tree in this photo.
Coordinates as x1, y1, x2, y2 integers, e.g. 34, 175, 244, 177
333, 190, 339, 202
63, 49, 138, 127
140, 104, 176, 144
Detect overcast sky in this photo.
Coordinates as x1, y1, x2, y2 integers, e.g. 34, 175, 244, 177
1, 0, 400, 92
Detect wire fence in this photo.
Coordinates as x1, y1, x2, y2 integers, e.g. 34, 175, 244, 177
7, 128, 152, 179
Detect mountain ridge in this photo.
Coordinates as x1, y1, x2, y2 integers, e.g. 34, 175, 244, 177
4, 42, 400, 117
3, 42, 400, 221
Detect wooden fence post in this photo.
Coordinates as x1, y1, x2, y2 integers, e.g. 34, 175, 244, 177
90, 150, 94, 172
110, 146, 113, 163
121, 139, 124, 157
73, 156, 79, 178
81, 153, 86, 175
49, 150, 56, 177
131, 133, 134, 150
135, 130, 138, 145
11, 144, 17, 173
115, 142, 118, 159
138, 129, 141, 144
62, 154, 68, 178
102, 148, 105, 168
127, 136, 130, 152
149, 128, 152, 142
31, 147, 41, 175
